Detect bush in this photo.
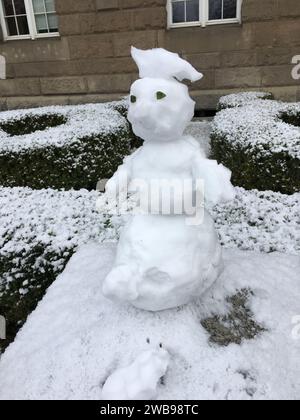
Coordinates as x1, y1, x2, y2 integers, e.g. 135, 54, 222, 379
0, 187, 123, 353
211, 94, 300, 195
0, 103, 134, 190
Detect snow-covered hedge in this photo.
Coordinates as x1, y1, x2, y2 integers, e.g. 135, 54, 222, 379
0, 102, 133, 190
1, 186, 299, 352
218, 91, 273, 110
211, 95, 300, 194
0, 187, 118, 352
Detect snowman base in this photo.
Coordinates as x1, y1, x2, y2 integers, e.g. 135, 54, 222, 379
103, 212, 223, 311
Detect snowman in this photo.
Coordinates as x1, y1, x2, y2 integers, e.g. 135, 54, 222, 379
100, 47, 235, 311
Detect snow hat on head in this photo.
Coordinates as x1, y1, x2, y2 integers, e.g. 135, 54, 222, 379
131, 47, 203, 83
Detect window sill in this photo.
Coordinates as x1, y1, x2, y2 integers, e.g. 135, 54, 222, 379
168, 19, 240, 29
3, 33, 60, 42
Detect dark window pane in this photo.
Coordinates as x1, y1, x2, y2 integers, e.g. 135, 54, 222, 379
209, 0, 222, 20
3, 0, 14, 15
186, 0, 199, 22
223, 0, 237, 18
172, 1, 185, 23
6, 16, 18, 35
14, 0, 26, 15
16, 15, 29, 34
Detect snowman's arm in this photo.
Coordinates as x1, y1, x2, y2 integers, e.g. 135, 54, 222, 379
192, 154, 236, 206
105, 153, 134, 199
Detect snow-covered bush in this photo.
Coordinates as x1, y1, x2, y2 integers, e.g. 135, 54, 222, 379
0, 187, 120, 353
211, 95, 300, 194
0, 102, 133, 190
1, 185, 298, 352
218, 91, 273, 110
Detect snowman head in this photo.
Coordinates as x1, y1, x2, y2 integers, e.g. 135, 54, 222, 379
128, 47, 203, 142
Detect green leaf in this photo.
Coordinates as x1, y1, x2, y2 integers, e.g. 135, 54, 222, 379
156, 91, 166, 100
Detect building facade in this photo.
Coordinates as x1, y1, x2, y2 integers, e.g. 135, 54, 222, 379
0, 0, 299, 110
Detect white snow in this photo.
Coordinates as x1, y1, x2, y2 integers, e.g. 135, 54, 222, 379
0, 243, 299, 400
218, 91, 272, 109
101, 347, 170, 400
0, 102, 127, 154
131, 47, 203, 82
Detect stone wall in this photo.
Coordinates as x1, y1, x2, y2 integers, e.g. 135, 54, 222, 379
0, 0, 299, 110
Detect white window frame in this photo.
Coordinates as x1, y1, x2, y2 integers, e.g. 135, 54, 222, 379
167, 0, 243, 28
0, 0, 59, 41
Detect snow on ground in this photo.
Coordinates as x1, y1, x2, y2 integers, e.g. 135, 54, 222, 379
0, 243, 299, 400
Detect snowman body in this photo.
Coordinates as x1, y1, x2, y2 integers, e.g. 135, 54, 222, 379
101, 48, 235, 311
109, 213, 221, 311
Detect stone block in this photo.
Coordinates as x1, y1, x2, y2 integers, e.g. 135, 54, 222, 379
95, 10, 133, 33
242, 0, 279, 22
121, 0, 166, 9
72, 57, 136, 75
0, 38, 70, 64
41, 77, 87, 94
113, 30, 157, 57
132, 7, 167, 30
56, 0, 96, 15
87, 73, 132, 93
220, 50, 257, 68
278, 0, 300, 18
185, 53, 221, 70
96, 0, 119, 10
160, 25, 251, 54
68, 34, 113, 59
215, 67, 261, 88
261, 65, 297, 87
0, 78, 41, 96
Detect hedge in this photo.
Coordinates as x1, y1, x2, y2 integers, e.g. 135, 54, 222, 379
211, 94, 300, 195
217, 91, 273, 110
0, 102, 135, 190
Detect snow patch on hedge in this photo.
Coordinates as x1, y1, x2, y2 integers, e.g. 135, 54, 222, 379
218, 91, 273, 109
0, 102, 127, 154
212, 99, 300, 159
211, 187, 300, 255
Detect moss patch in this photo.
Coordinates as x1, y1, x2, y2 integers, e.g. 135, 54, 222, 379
201, 289, 265, 347
0, 114, 67, 137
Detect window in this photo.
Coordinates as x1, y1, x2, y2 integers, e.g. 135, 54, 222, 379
168, 0, 242, 28
0, 0, 59, 40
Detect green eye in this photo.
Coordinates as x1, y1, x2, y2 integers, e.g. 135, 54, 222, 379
156, 91, 166, 100
130, 95, 137, 104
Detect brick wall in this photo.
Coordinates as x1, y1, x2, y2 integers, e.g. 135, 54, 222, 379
0, 0, 299, 110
